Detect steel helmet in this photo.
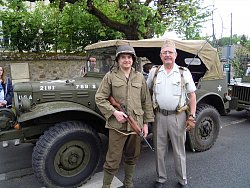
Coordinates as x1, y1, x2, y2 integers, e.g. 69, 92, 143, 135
115, 45, 136, 62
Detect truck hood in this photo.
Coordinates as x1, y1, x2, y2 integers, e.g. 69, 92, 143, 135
13, 77, 102, 92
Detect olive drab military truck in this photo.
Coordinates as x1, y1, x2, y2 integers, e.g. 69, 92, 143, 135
228, 64, 250, 112
0, 39, 230, 188
85, 39, 231, 151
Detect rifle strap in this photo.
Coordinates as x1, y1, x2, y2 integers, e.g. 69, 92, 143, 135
111, 128, 137, 136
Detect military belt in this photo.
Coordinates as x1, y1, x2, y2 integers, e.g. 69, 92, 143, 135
158, 109, 176, 116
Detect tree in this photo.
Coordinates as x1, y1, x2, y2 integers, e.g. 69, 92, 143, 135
168, 1, 211, 39
26, 0, 211, 40
216, 35, 250, 78
240, 34, 248, 46
231, 46, 249, 78
0, 1, 122, 52
0, 0, 31, 52
246, 41, 250, 51
217, 35, 245, 47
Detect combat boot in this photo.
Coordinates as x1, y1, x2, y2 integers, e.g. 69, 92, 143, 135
123, 164, 136, 188
102, 171, 114, 188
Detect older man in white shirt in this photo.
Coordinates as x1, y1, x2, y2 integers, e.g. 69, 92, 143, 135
147, 40, 196, 188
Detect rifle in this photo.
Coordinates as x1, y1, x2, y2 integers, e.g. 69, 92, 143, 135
108, 96, 154, 152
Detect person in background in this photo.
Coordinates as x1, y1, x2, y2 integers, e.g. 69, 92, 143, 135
142, 62, 154, 146
142, 62, 154, 80
246, 66, 250, 76
80, 56, 99, 77
80, 62, 86, 77
95, 45, 154, 188
100, 55, 113, 73
0, 66, 20, 148
88, 56, 99, 72
147, 40, 196, 188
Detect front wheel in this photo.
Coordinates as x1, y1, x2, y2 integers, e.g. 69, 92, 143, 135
32, 121, 101, 188
188, 104, 220, 152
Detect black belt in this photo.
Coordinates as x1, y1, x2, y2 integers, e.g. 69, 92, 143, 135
158, 109, 176, 116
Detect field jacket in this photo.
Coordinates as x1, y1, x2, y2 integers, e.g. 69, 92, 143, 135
95, 67, 154, 133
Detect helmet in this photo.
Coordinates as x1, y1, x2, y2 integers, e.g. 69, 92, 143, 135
115, 45, 136, 62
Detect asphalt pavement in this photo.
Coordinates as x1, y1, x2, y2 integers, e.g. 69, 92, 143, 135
0, 110, 249, 188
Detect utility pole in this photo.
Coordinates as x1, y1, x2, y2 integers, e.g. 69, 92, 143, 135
230, 12, 232, 45
212, 2, 216, 47
227, 12, 233, 83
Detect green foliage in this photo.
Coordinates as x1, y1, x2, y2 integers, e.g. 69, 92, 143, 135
0, 10, 31, 51
233, 46, 250, 77
90, 0, 166, 39
231, 59, 244, 78
0, 1, 122, 52
80, 0, 210, 39
240, 35, 248, 46
217, 35, 241, 46
214, 35, 250, 78
1, 0, 235, 51
246, 41, 250, 51
169, 0, 211, 39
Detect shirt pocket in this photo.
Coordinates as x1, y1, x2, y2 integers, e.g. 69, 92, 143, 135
155, 80, 161, 94
133, 108, 144, 128
131, 82, 142, 98
112, 81, 125, 97
172, 80, 181, 96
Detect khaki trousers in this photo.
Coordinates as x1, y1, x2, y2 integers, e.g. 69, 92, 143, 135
103, 129, 141, 175
153, 111, 187, 185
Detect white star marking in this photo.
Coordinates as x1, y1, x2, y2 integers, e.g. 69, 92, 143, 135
217, 85, 222, 92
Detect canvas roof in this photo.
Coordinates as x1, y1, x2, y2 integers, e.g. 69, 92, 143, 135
84, 39, 224, 80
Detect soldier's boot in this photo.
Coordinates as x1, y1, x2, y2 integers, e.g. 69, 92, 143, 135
102, 171, 114, 188
123, 164, 136, 188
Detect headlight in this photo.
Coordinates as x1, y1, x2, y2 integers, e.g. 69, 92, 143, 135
20, 96, 31, 112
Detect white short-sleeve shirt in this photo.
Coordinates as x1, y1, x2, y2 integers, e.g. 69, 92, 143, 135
147, 63, 196, 111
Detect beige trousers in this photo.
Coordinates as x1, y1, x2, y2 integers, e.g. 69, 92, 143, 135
153, 111, 187, 185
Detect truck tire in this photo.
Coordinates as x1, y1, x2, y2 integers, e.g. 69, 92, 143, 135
188, 104, 220, 152
32, 121, 101, 188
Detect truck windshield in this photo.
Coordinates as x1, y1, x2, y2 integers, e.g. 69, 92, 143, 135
85, 55, 114, 74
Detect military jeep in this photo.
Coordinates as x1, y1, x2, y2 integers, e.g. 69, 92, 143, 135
0, 39, 230, 188
228, 65, 250, 112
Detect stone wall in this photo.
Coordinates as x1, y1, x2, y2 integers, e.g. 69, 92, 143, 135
0, 52, 150, 83
0, 52, 86, 81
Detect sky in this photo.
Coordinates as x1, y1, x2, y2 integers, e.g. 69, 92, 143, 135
202, 0, 250, 39
162, 0, 250, 40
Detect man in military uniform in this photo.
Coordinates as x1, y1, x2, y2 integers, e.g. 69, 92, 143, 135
147, 40, 196, 188
95, 45, 154, 188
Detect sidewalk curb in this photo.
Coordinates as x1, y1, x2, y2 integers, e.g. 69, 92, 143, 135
79, 172, 123, 188
0, 168, 33, 181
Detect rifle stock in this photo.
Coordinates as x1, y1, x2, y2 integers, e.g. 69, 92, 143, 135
108, 96, 154, 151
108, 96, 141, 134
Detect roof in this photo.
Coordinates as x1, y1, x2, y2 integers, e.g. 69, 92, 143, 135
84, 39, 224, 80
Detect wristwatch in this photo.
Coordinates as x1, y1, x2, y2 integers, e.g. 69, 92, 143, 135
189, 114, 195, 118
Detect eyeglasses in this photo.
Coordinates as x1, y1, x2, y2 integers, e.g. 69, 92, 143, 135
161, 51, 175, 55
